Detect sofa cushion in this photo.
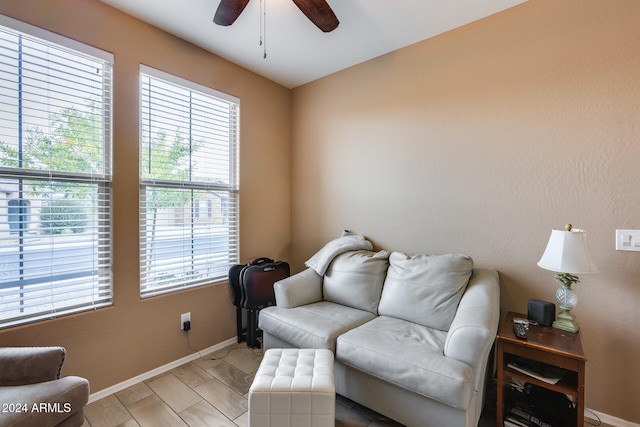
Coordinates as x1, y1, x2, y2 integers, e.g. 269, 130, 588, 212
336, 316, 474, 410
378, 252, 473, 331
259, 301, 376, 352
323, 250, 389, 314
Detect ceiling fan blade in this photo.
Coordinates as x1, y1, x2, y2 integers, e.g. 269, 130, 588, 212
213, 0, 251, 26
291, 0, 339, 32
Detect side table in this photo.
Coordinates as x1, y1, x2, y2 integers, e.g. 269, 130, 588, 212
496, 311, 586, 427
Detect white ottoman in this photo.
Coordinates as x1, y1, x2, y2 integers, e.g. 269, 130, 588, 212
249, 348, 335, 427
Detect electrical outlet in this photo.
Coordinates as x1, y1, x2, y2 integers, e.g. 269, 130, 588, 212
181, 312, 191, 330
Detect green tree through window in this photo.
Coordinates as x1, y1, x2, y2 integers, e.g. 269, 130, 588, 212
0, 16, 113, 328
139, 66, 240, 297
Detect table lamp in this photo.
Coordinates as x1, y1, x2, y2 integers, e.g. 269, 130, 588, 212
537, 224, 598, 333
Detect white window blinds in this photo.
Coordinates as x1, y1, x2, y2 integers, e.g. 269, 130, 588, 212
139, 66, 239, 298
0, 16, 113, 328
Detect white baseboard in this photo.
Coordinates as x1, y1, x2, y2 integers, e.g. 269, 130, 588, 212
586, 409, 640, 427
87, 337, 237, 404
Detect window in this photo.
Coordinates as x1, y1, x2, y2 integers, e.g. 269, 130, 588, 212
140, 66, 239, 298
0, 16, 113, 328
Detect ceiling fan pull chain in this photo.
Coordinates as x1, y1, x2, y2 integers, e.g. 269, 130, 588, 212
260, 0, 267, 59
259, 0, 263, 47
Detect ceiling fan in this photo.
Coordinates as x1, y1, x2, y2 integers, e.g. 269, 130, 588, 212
213, 0, 339, 33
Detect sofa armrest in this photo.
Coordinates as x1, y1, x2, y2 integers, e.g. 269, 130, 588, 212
0, 346, 66, 386
274, 268, 323, 308
444, 268, 500, 370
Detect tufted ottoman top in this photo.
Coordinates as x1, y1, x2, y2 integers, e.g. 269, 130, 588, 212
249, 348, 335, 426
251, 348, 334, 393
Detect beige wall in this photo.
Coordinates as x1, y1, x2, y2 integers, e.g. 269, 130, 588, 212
1, 0, 639, 423
0, 0, 291, 393
291, 0, 640, 423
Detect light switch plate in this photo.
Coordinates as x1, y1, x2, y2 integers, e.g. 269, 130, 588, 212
615, 229, 640, 251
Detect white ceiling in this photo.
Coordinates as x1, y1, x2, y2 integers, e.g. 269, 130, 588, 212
100, 0, 527, 89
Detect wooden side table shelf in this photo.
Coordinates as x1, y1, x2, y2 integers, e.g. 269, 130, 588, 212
496, 311, 586, 427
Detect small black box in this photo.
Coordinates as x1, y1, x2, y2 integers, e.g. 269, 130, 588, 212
528, 299, 556, 327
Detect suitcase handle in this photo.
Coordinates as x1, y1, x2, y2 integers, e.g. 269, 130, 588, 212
248, 257, 274, 266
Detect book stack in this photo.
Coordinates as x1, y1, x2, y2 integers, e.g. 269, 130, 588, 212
503, 359, 576, 427
504, 385, 575, 427
504, 398, 554, 427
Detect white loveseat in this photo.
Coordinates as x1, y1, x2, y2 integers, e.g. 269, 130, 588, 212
259, 248, 500, 427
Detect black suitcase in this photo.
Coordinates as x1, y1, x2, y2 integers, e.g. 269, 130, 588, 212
228, 257, 290, 348
228, 262, 249, 344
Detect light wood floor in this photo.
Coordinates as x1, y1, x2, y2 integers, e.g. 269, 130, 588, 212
82, 342, 610, 427
82, 342, 405, 427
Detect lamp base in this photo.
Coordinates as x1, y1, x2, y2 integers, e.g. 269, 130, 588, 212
552, 309, 580, 333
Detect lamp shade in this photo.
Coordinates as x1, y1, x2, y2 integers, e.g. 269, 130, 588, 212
538, 227, 599, 274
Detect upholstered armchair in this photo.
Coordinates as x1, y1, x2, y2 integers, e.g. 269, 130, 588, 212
0, 347, 89, 427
